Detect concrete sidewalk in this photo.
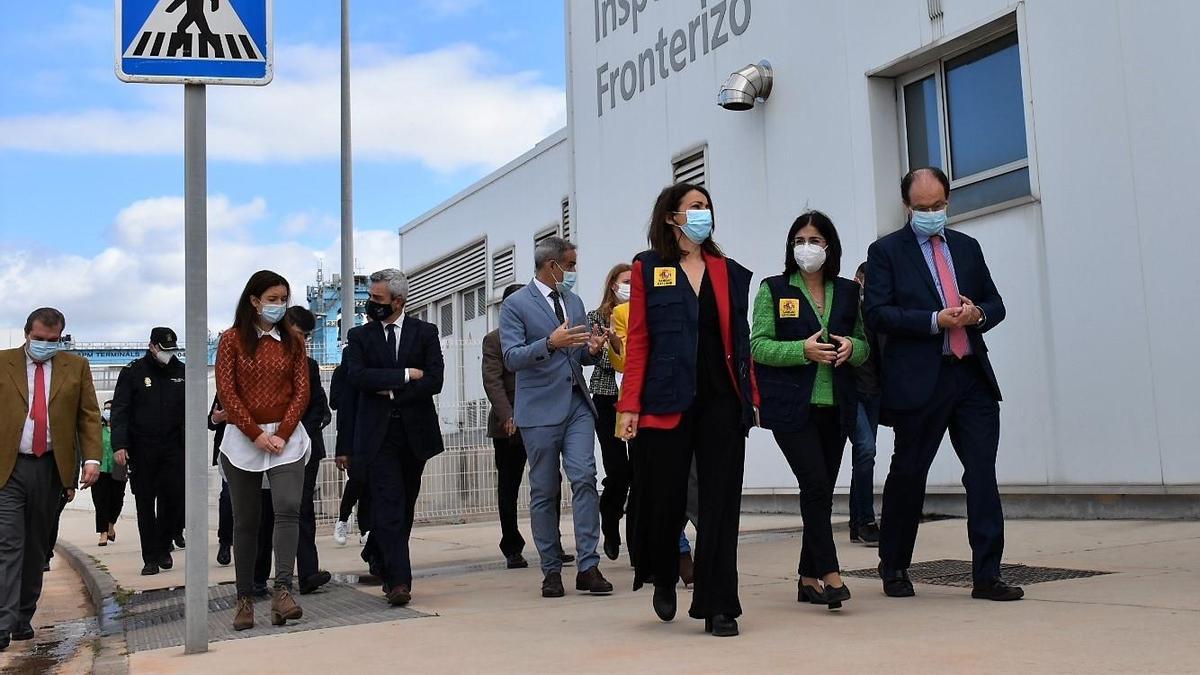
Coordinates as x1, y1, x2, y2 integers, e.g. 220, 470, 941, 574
56, 513, 1200, 674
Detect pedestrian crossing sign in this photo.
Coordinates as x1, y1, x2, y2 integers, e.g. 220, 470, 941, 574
116, 0, 272, 85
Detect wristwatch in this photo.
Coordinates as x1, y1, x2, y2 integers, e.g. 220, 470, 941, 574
975, 307, 987, 328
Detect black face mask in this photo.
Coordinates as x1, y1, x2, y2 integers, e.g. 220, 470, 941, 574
366, 300, 395, 322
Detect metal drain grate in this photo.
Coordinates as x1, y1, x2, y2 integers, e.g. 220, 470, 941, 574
843, 559, 1111, 587
122, 582, 432, 653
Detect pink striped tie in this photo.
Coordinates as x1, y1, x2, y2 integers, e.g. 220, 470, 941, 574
930, 235, 969, 359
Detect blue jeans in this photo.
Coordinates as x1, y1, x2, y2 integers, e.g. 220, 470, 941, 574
848, 395, 880, 527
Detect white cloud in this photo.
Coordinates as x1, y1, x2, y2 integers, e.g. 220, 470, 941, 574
0, 43, 565, 173
0, 195, 398, 345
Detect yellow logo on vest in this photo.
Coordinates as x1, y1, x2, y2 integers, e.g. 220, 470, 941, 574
779, 299, 800, 319
653, 267, 676, 287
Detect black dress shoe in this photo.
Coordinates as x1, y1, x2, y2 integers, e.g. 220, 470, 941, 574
575, 566, 613, 595
11, 624, 34, 641
797, 583, 826, 604
216, 543, 232, 566
299, 571, 332, 595
972, 578, 1025, 601
542, 572, 565, 598
858, 523, 880, 547
707, 615, 739, 637
159, 553, 174, 570
652, 584, 676, 621
824, 584, 851, 610
879, 564, 915, 597
386, 584, 412, 606
558, 552, 576, 566
174, 535, 187, 549
603, 537, 620, 561
0, 631, 9, 651
505, 553, 528, 569
141, 563, 160, 576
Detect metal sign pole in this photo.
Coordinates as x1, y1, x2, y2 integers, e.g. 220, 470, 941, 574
340, 0, 354, 342
183, 82, 210, 655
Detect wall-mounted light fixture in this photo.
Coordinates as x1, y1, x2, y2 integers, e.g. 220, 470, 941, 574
718, 61, 774, 111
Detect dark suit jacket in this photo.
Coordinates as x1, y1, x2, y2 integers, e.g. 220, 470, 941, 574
208, 395, 225, 467
481, 329, 516, 439
864, 225, 1006, 411
301, 358, 332, 461
343, 317, 445, 465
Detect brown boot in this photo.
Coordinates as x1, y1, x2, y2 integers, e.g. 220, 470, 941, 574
233, 595, 255, 631
271, 587, 303, 626
679, 552, 695, 586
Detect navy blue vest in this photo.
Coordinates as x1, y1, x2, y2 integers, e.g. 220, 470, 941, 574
634, 250, 756, 434
756, 275, 860, 433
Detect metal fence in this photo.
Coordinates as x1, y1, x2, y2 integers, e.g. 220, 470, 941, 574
77, 341, 567, 530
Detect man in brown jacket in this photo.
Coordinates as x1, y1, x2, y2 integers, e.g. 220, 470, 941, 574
482, 284, 569, 570
0, 308, 102, 650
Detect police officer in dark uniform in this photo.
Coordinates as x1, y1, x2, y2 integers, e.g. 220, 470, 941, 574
111, 327, 186, 576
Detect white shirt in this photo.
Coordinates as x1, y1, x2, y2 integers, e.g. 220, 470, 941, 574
533, 278, 566, 317
381, 315, 410, 383
21, 353, 100, 465
256, 325, 282, 341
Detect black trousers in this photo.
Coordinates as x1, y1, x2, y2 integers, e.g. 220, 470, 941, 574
773, 407, 847, 579
370, 418, 427, 589
493, 436, 527, 557
217, 479, 232, 546
91, 472, 127, 534
338, 474, 370, 532
592, 394, 632, 546
0, 454, 59, 633
633, 391, 745, 620
129, 454, 183, 565
879, 358, 1004, 582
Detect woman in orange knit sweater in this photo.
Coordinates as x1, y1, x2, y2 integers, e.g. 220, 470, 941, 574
216, 270, 311, 631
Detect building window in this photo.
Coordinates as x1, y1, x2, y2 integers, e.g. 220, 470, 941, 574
898, 31, 1029, 216
561, 197, 571, 241
672, 146, 706, 186
461, 286, 486, 322
491, 246, 515, 287
534, 226, 558, 248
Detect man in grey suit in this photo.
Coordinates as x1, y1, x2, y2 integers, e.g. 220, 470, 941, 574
500, 236, 614, 598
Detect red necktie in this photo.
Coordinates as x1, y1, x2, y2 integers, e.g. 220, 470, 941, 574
930, 235, 969, 359
31, 362, 48, 457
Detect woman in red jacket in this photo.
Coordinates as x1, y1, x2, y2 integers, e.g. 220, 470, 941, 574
616, 183, 758, 638
216, 270, 311, 631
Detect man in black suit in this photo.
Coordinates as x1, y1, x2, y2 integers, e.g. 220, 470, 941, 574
865, 166, 1021, 602
343, 268, 445, 606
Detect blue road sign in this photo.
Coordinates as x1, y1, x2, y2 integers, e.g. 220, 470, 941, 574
116, 0, 272, 85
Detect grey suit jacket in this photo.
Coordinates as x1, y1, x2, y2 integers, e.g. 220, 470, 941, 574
499, 280, 599, 428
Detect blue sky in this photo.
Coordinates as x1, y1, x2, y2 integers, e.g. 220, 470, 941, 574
0, 0, 565, 342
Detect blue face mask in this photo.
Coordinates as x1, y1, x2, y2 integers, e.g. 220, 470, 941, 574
27, 339, 62, 362
260, 303, 287, 325
911, 209, 948, 237
552, 261, 577, 295
677, 209, 713, 244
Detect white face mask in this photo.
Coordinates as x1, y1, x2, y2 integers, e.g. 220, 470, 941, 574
615, 283, 631, 303
793, 243, 827, 274
154, 349, 174, 365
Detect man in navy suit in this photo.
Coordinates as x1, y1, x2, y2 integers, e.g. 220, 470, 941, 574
343, 269, 445, 606
500, 236, 613, 599
865, 167, 1022, 602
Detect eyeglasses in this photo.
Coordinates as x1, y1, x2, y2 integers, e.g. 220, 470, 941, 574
910, 201, 948, 212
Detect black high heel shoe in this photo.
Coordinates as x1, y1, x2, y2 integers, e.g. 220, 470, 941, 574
823, 583, 851, 610
798, 583, 827, 604
653, 584, 676, 622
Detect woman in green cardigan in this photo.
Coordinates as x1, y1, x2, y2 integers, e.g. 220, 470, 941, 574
92, 400, 127, 546
751, 211, 869, 611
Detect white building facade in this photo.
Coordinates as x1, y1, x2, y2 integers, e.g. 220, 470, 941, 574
399, 0, 1200, 515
